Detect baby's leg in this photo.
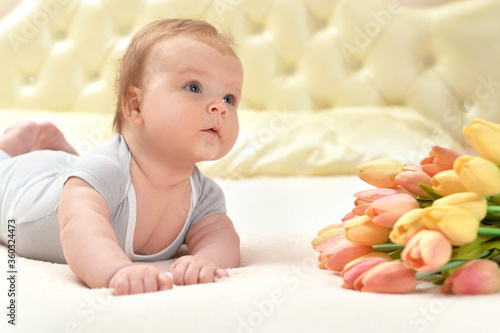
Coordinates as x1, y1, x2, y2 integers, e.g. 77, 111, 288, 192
35, 121, 78, 155
0, 121, 78, 157
0, 121, 39, 157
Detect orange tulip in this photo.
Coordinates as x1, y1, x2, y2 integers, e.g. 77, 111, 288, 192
441, 259, 500, 295
401, 230, 452, 273
344, 215, 391, 246
353, 261, 416, 294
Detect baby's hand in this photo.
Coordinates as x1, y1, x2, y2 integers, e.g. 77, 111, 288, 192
109, 264, 173, 296
169, 255, 229, 285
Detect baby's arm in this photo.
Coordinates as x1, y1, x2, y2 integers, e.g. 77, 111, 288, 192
169, 213, 240, 285
59, 177, 173, 295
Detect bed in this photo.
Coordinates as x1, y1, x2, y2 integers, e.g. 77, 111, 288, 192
1, 0, 500, 332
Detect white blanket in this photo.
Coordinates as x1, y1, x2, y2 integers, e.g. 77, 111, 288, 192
1, 176, 498, 333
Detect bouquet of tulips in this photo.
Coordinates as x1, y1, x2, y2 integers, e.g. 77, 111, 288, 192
312, 118, 500, 295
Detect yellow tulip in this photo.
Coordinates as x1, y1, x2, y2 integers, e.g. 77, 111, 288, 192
432, 192, 487, 221
390, 209, 426, 245
454, 156, 500, 196
463, 119, 500, 165
431, 170, 468, 196
344, 215, 391, 246
355, 159, 403, 188
311, 227, 346, 250
421, 205, 479, 246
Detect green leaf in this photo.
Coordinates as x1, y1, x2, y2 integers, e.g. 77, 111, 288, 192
450, 234, 500, 261
388, 249, 403, 260
418, 184, 443, 201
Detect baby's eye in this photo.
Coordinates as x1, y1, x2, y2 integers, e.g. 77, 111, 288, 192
223, 95, 234, 105
185, 83, 200, 93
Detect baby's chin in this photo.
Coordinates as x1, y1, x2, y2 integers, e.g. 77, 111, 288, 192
202, 149, 232, 163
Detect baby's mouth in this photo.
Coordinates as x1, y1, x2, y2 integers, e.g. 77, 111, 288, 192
202, 127, 219, 136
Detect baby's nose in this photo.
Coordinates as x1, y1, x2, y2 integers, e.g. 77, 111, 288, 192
208, 101, 227, 116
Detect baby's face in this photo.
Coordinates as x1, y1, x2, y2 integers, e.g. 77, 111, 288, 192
135, 37, 243, 164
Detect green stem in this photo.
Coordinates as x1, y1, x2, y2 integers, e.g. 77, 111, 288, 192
415, 250, 491, 279
487, 206, 500, 213
372, 244, 405, 252
478, 227, 500, 235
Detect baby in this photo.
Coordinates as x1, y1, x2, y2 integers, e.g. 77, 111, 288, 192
0, 19, 243, 295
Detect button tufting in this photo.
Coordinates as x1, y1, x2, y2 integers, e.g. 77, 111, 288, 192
90, 72, 100, 80
461, 99, 474, 111
56, 31, 67, 40
424, 56, 435, 67
26, 75, 36, 85
121, 26, 131, 36
316, 19, 327, 29
285, 65, 296, 75
253, 24, 264, 34
351, 61, 363, 71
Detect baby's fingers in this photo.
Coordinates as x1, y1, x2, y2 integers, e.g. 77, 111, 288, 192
129, 273, 173, 294
198, 266, 216, 284
196, 267, 229, 284
170, 260, 190, 285
158, 272, 174, 291
109, 274, 131, 296
109, 267, 173, 295
215, 268, 229, 280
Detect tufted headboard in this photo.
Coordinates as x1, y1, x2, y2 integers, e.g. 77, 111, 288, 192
1, 0, 499, 177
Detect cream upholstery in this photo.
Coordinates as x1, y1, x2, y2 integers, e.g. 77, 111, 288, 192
0, 0, 499, 177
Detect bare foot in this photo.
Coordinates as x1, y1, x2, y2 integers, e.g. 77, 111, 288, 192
34, 121, 78, 155
0, 121, 39, 157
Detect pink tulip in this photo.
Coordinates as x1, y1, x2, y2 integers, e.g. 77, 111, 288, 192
354, 261, 417, 294
401, 230, 452, 273
395, 165, 433, 197
420, 145, 462, 177
365, 194, 420, 228
315, 234, 345, 253
341, 253, 392, 290
441, 259, 500, 295
353, 187, 410, 206
352, 187, 410, 216
322, 237, 373, 272
341, 212, 355, 222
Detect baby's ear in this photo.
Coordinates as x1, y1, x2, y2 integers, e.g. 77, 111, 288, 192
122, 86, 144, 125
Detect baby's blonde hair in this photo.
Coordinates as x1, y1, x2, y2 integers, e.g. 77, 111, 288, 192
113, 19, 238, 133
